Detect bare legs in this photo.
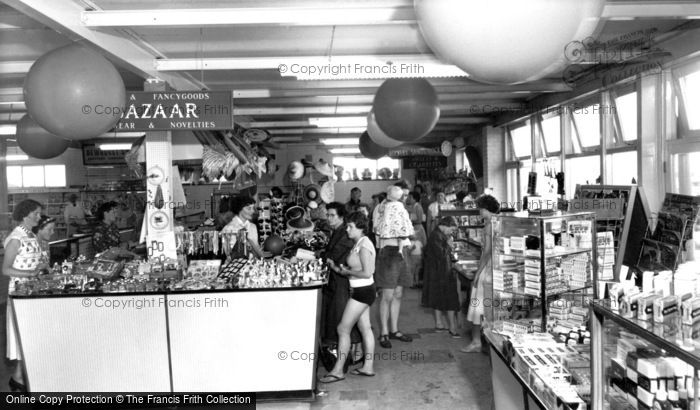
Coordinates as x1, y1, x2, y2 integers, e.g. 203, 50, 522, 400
325, 299, 374, 378
379, 286, 405, 336
433, 310, 458, 333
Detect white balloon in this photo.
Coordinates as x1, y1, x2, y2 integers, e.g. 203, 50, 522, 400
366, 111, 403, 148
414, 0, 604, 84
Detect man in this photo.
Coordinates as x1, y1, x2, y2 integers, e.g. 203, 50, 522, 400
64, 193, 86, 237
345, 187, 362, 214
320, 203, 361, 353
373, 185, 415, 349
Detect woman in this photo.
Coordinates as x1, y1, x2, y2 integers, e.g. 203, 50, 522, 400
320, 212, 377, 382
221, 195, 264, 258
406, 191, 427, 287
64, 193, 86, 237
2, 199, 44, 391
92, 201, 121, 253
427, 191, 451, 235
421, 216, 462, 337
32, 215, 56, 269
461, 194, 500, 353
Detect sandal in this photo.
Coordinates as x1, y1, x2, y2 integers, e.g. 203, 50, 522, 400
378, 334, 392, 349
389, 331, 413, 342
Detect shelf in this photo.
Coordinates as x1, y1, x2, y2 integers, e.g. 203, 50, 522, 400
590, 300, 700, 368
496, 248, 592, 259
497, 285, 593, 300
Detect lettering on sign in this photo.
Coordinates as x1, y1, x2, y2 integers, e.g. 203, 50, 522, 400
82, 144, 128, 165
117, 91, 233, 131
402, 156, 448, 169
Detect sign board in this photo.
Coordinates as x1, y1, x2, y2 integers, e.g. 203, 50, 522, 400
568, 198, 625, 219
389, 146, 442, 157
402, 156, 448, 169
116, 91, 233, 131
82, 144, 128, 165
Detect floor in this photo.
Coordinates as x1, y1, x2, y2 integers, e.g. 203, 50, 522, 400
0, 271, 493, 409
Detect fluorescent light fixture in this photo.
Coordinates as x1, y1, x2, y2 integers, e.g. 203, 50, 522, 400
310, 117, 367, 128
321, 138, 360, 146
98, 143, 133, 151
0, 125, 16, 135
233, 89, 271, 98
6, 154, 28, 161
234, 106, 371, 116
268, 127, 365, 135
329, 148, 361, 154
0, 61, 33, 75
270, 136, 303, 143
82, 7, 414, 27
99, 132, 146, 138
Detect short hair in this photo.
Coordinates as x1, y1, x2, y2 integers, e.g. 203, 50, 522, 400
230, 195, 256, 215
218, 196, 231, 214
32, 215, 55, 234
326, 201, 347, 219
12, 199, 42, 222
353, 203, 371, 215
377, 192, 387, 202
96, 201, 119, 221
270, 187, 283, 197
351, 187, 361, 193
475, 194, 500, 214
393, 180, 409, 190
346, 211, 370, 235
414, 184, 424, 194
438, 216, 458, 227
409, 191, 420, 202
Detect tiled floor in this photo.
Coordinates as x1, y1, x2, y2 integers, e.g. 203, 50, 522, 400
0, 272, 493, 409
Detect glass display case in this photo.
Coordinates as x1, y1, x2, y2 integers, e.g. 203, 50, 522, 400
591, 300, 700, 410
490, 212, 598, 333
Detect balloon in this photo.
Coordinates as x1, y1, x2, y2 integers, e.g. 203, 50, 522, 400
24, 44, 126, 140
415, 0, 604, 84
359, 131, 389, 160
264, 235, 285, 256
366, 111, 402, 148
16, 114, 70, 159
372, 79, 440, 142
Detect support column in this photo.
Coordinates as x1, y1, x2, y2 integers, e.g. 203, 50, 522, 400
0, 137, 7, 214
639, 73, 665, 217
482, 126, 506, 201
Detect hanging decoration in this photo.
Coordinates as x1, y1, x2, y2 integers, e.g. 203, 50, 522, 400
372, 78, 440, 142
15, 114, 70, 159
414, 0, 605, 84
366, 111, 402, 148
359, 131, 389, 159
23, 44, 126, 140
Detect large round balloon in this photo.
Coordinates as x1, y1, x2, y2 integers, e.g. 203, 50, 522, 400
23, 44, 126, 140
414, 0, 605, 84
16, 114, 70, 159
264, 235, 285, 256
366, 111, 402, 148
359, 131, 389, 160
372, 78, 440, 142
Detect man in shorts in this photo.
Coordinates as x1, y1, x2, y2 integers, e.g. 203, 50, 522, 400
373, 185, 415, 348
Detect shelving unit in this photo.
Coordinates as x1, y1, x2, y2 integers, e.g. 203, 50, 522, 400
490, 212, 598, 332
590, 300, 700, 410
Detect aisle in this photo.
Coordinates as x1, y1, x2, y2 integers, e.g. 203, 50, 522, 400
261, 286, 494, 410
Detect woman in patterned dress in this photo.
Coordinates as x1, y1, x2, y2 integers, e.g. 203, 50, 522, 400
92, 201, 122, 253
2, 199, 44, 391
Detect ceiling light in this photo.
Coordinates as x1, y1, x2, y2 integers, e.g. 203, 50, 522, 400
0, 61, 33, 75
98, 143, 133, 151
321, 138, 360, 146
329, 148, 361, 155
310, 117, 367, 128
99, 132, 146, 138
6, 154, 28, 161
82, 7, 414, 27
0, 125, 16, 135
270, 136, 304, 143
268, 128, 365, 135
234, 106, 371, 115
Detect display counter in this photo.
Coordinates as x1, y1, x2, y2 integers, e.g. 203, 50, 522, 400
11, 285, 322, 398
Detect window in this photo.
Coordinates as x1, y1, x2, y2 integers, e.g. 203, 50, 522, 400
7, 165, 66, 188
572, 104, 601, 148
678, 70, 700, 130
605, 151, 638, 185
540, 115, 561, 154
614, 92, 638, 142
509, 123, 531, 158
565, 156, 600, 195
332, 157, 400, 180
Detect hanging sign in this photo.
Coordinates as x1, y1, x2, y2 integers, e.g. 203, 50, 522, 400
82, 144, 128, 165
115, 91, 233, 131
402, 155, 448, 169
388, 145, 442, 158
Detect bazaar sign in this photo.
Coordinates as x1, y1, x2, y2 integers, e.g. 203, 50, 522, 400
115, 91, 233, 131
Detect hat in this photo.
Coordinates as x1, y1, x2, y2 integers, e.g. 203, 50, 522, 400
386, 185, 403, 202
285, 205, 305, 221
243, 128, 269, 142
320, 181, 335, 203
304, 184, 321, 202
287, 161, 304, 180
287, 217, 315, 231
314, 159, 335, 178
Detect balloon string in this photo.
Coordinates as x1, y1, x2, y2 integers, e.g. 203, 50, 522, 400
327, 25, 336, 62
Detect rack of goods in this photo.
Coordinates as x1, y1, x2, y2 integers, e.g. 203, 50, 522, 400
487, 212, 598, 410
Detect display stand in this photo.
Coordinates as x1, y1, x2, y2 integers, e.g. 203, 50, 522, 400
572, 185, 651, 282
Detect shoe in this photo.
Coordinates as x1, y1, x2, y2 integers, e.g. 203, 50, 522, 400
459, 344, 482, 353
435, 327, 448, 332
389, 331, 413, 342
378, 334, 392, 349
9, 377, 27, 392
319, 374, 345, 384
449, 331, 462, 339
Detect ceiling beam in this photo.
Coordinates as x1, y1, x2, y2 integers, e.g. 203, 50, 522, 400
239, 117, 492, 128
2, 0, 203, 91
0, 61, 33, 74
233, 102, 522, 116
81, 6, 416, 27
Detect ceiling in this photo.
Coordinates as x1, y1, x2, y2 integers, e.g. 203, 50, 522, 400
2, 0, 700, 149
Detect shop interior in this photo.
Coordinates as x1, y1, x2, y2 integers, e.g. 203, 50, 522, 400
2, 1, 700, 409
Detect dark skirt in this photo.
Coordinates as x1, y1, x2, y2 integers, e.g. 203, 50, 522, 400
321, 271, 362, 345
